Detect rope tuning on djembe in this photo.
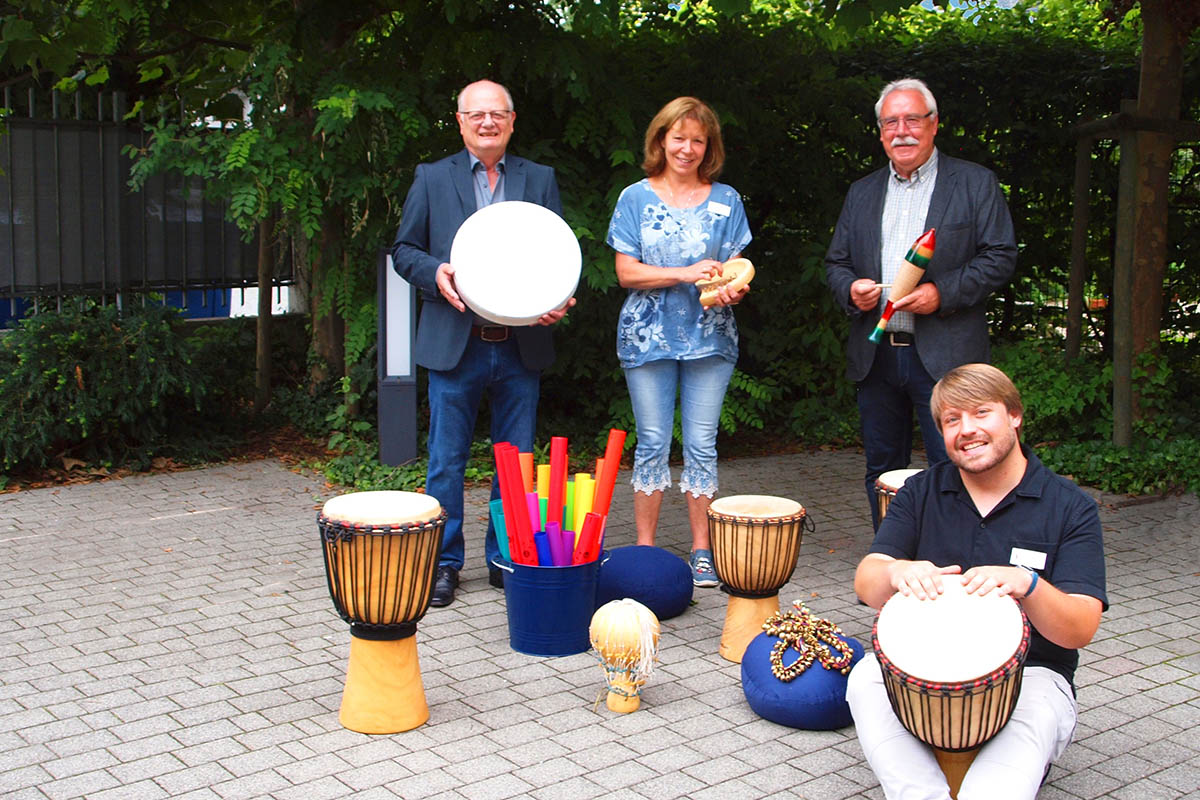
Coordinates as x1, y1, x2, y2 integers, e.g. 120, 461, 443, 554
707, 495, 813, 662
319, 491, 445, 734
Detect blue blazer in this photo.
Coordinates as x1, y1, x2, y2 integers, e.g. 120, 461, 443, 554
824, 154, 1017, 382
390, 149, 564, 372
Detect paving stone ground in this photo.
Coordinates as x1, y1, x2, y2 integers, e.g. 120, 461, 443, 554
1, 451, 1197, 799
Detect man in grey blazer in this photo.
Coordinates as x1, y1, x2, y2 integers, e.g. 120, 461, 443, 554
825, 78, 1017, 530
391, 80, 572, 606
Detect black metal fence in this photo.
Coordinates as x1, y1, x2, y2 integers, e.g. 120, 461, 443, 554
0, 88, 290, 300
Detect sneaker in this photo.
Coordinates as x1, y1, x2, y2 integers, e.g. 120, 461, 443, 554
689, 549, 719, 587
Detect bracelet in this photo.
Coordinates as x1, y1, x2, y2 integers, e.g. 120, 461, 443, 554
1023, 566, 1039, 598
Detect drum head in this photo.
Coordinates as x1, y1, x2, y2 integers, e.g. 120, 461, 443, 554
876, 578, 1024, 684
321, 491, 442, 526
710, 494, 803, 518
450, 200, 581, 326
877, 468, 923, 493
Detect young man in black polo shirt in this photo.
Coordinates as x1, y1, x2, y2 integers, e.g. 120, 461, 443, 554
846, 363, 1107, 800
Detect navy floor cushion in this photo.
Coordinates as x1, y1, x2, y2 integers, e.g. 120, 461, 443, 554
596, 545, 692, 620
741, 629, 865, 730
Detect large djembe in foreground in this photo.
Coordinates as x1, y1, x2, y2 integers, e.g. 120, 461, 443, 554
707, 495, 809, 662
319, 491, 444, 733
873, 579, 1030, 797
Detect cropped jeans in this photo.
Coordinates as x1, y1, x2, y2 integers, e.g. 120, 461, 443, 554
624, 355, 736, 498
425, 335, 539, 572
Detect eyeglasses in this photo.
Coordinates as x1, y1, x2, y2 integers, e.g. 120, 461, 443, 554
459, 109, 513, 124
878, 111, 934, 132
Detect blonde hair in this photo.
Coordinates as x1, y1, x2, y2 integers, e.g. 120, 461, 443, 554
641, 97, 725, 182
931, 363, 1024, 433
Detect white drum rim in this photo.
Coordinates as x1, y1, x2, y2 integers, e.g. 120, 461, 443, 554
874, 578, 1026, 684
321, 490, 443, 526
709, 494, 804, 519
450, 200, 581, 326
876, 468, 923, 492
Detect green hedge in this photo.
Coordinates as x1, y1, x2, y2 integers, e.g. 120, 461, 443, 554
0, 302, 304, 479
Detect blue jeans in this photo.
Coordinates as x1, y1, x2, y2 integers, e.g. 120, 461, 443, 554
857, 342, 948, 530
425, 336, 539, 571
624, 356, 736, 498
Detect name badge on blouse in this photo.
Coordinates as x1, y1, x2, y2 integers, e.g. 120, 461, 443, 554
1009, 547, 1046, 570
707, 200, 731, 217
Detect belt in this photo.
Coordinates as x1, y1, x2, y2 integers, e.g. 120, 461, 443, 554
471, 324, 510, 343
887, 331, 914, 346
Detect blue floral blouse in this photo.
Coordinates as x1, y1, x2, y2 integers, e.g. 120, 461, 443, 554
606, 179, 753, 369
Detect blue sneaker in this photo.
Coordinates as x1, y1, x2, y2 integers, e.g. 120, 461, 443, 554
689, 549, 719, 587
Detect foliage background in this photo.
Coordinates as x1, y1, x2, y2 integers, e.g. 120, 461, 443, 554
2, 0, 1199, 492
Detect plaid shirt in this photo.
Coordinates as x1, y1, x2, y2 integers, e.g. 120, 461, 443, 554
879, 149, 939, 334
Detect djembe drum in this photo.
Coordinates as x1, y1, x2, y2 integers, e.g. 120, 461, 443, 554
707, 495, 810, 663
873, 578, 1031, 797
319, 491, 445, 734
874, 468, 922, 520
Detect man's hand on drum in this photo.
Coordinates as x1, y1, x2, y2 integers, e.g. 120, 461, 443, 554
436, 262, 466, 313
533, 296, 576, 326
889, 560, 962, 601
962, 565, 1035, 600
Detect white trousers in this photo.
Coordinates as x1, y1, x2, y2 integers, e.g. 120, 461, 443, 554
846, 654, 1077, 800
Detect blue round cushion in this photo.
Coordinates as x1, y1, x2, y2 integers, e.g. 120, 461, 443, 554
596, 545, 693, 620
740, 629, 865, 730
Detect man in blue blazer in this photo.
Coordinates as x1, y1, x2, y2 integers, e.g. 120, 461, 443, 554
391, 80, 572, 606
825, 78, 1017, 530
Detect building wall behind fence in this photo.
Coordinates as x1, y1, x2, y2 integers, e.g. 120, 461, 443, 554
0, 89, 288, 299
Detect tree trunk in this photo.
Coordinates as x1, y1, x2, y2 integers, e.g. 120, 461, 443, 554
1113, 101, 1138, 448
309, 209, 346, 388
254, 216, 273, 413
1065, 136, 1091, 361
1130, 0, 1184, 359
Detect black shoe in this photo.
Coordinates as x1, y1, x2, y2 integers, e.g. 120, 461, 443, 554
488, 567, 504, 589
430, 566, 458, 607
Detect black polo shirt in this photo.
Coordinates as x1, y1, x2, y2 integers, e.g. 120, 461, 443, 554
871, 445, 1107, 688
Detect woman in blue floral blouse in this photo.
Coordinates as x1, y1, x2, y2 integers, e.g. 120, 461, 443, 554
606, 96, 753, 587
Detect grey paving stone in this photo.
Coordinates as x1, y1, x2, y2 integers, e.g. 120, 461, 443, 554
2, 456, 1196, 800
87, 778, 172, 800
39, 768, 122, 800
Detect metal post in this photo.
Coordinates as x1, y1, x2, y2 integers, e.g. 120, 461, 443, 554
377, 249, 418, 465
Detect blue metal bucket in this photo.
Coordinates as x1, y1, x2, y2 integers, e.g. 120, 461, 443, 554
493, 557, 600, 657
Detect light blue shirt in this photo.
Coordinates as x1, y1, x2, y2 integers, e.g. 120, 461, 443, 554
606, 179, 752, 368
468, 153, 506, 209
880, 148, 939, 334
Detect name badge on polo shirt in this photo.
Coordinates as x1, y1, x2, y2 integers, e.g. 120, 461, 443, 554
707, 200, 731, 217
1009, 547, 1047, 570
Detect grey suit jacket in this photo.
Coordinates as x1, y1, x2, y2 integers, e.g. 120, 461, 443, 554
824, 154, 1017, 382
390, 149, 564, 372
